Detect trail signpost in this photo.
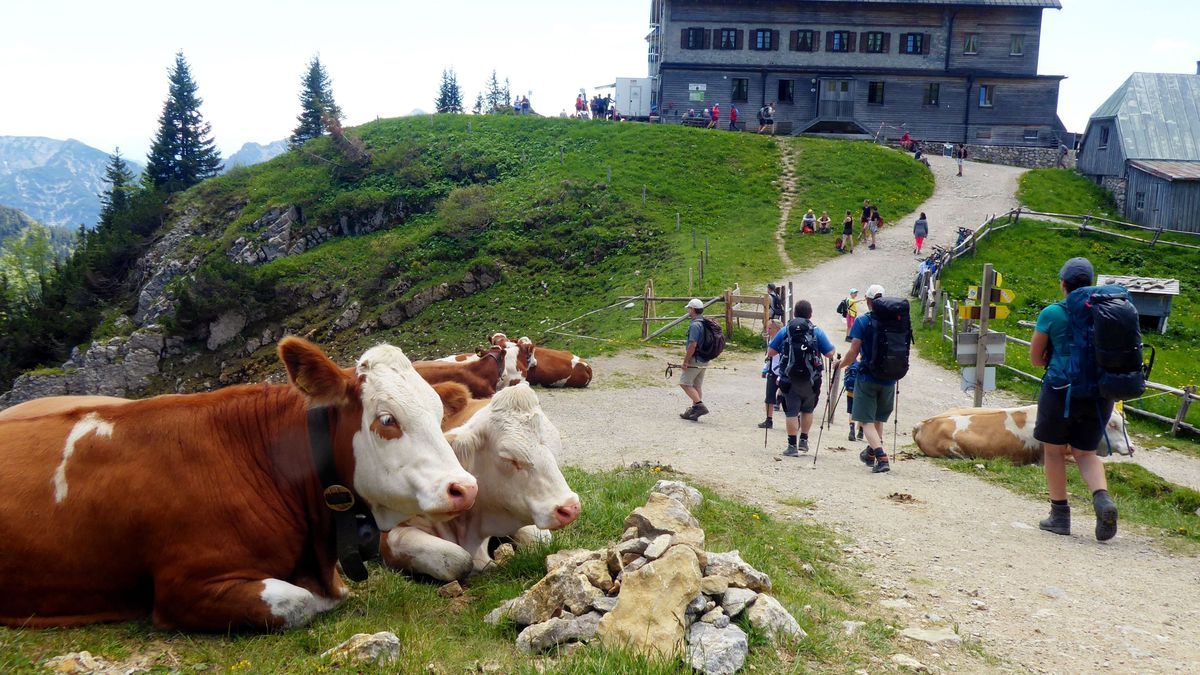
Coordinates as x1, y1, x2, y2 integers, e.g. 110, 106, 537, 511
961, 263, 1016, 406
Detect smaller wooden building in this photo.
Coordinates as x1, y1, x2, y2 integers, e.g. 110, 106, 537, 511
1097, 275, 1180, 334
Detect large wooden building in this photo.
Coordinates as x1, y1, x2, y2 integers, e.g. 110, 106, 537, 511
1076, 72, 1200, 233
646, 0, 1065, 146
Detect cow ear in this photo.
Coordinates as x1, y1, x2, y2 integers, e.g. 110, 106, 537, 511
279, 337, 354, 406
432, 382, 471, 422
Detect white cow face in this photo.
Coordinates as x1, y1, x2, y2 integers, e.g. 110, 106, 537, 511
1102, 408, 1134, 456
449, 383, 581, 531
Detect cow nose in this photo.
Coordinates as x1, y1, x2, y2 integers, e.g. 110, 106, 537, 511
553, 499, 581, 528
446, 480, 478, 513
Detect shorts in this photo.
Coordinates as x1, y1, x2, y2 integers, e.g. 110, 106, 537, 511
852, 378, 895, 423
765, 372, 779, 405
680, 359, 708, 387
868, 221, 879, 234
1033, 384, 1115, 451
781, 380, 820, 416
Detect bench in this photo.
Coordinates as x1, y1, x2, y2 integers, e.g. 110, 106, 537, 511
681, 117, 709, 128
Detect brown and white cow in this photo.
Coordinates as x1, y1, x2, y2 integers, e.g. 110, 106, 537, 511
913, 404, 1133, 464
414, 345, 514, 398
433, 341, 531, 388
490, 334, 592, 388
380, 381, 581, 581
0, 337, 477, 631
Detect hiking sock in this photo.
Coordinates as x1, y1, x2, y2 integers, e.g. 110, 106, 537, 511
1092, 489, 1118, 541
787, 435, 797, 446
1039, 500, 1071, 536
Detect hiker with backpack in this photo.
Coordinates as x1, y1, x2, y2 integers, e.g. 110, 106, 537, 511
767, 282, 785, 321
838, 284, 913, 474
679, 298, 725, 421
843, 361, 864, 442
767, 300, 837, 457
758, 319, 785, 429
1029, 257, 1149, 541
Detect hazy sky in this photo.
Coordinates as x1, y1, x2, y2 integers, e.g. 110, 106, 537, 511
1, 0, 1196, 159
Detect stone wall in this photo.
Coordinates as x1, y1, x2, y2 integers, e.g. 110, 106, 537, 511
1101, 176, 1127, 213
962, 144, 1072, 170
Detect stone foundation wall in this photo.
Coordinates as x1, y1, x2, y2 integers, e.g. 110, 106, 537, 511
1101, 176, 1127, 213
963, 144, 1073, 170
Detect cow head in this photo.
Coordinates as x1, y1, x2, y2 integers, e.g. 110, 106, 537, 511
1102, 408, 1134, 456
489, 332, 509, 347
516, 336, 537, 371
447, 383, 581, 532
279, 337, 478, 530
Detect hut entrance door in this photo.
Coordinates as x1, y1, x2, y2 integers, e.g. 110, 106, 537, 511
819, 79, 854, 119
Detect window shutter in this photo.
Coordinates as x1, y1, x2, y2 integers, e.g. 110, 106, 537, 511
772, 30, 780, 51
736, 29, 744, 50
812, 31, 821, 52
923, 33, 931, 54
790, 30, 799, 51
882, 32, 891, 53
826, 31, 834, 51
848, 32, 858, 52
703, 29, 712, 49
858, 32, 868, 52
681, 29, 689, 49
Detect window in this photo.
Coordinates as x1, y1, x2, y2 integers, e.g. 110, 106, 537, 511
753, 29, 773, 50
830, 31, 852, 52
777, 79, 794, 103
978, 84, 994, 108
795, 29, 815, 52
1023, 128, 1040, 142
976, 128, 992, 140
901, 33, 924, 55
923, 83, 940, 106
1098, 126, 1110, 149
719, 28, 737, 50
685, 27, 705, 50
1010, 34, 1025, 56
964, 33, 979, 54
864, 31, 885, 53
732, 78, 749, 102
1135, 192, 1146, 210
868, 81, 885, 105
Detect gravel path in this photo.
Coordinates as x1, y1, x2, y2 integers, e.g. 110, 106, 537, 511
538, 154, 1200, 672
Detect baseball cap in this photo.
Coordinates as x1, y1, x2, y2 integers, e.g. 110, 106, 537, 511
686, 298, 704, 310
865, 284, 885, 299
849, 287, 858, 294
767, 282, 776, 291
1059, 257, 1094, 286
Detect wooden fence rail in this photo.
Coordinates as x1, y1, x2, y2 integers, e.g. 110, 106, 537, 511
637, 283, 772, 341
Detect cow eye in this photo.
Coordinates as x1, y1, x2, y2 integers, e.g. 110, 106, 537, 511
502, 456, 524, 471
378, 413, 397, 427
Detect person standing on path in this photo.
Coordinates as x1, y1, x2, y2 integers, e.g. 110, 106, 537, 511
913, 212, 929, 254
841, 210, 855, 253
758, 319, 784, 429
838, 284, 894, 473
955, 143, 968, 177
864, 204, 880, 250
767, 282, 785, 321
679, 299, 711, 421
840, 287, 861, 339
729, 104, 739, 131
1029, 257, 1119, 541
768, 300, 836, 456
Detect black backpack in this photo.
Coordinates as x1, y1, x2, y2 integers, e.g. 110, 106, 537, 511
836, 299, 848, 317
694, 318, 726, 361
779, 318, 824, 388
864, 298, 913, 381
1063, 285, 1154, 400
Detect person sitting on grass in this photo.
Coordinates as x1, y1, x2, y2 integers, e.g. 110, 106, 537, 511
801, 209, 816, 234
818, 211, 832, 234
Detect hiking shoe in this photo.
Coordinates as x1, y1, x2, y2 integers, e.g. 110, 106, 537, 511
857, 427, 864, 441
680, 405, 700, 421
872, 459, 891, 473
859, 447, 876, 466
798, 437, 809, 452
693, 403, 710, 419
1094, 492, 1118, 541
868, 245, 876, 250
1039, 502, 1071, 536
782, 444, 800, 458
848, 428, 856, 442
757, 418, 774, 429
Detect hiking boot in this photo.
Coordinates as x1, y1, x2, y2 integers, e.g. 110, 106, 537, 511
848, 427, 856, 442
872, 459, 891, 473
798, 437, 809, 452
857, 427, 864, 441
782, 444, 800, 458
1038, 502, 1071, 536
757, 418, 774, 429
859, 447, 876, 466
693, 403, 710, 419
868, 244, 877, 250
680, 405, 700, 421
1093, 492, 1118, 541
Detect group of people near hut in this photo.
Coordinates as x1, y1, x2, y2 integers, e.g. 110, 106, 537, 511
796, 199, 931, 255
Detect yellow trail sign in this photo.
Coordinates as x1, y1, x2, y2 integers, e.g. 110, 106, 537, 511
958, 304, 1011, 321
967, 286, 1016, 304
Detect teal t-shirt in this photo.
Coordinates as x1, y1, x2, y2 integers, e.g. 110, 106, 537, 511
1035, 303, 1071, 385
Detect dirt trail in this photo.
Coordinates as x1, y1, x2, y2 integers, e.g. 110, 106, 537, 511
773, 137, 798, 269
539, 154, 1200, 673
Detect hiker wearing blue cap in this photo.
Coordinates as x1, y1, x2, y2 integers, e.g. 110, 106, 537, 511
1029, 256, 1119, 541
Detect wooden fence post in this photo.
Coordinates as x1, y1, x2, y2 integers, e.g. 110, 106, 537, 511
763, 293, 770, 330
787, 282, 794, 320
689, 268, 694, 295
648, 278, 656, 321
607, 166, 612, 182
698, 254, 705, 290
642, 185, 647, 206
1173, 386, 1197, 436
724, 289, 734, 336
676, 212, 681, 231
641, 282, 651, 339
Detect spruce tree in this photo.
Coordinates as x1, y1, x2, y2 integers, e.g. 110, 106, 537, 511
473, 93, 484, 115
484, 70, 504, 114
98, 148, 136, 229
290, 55, 343, 147
144, 51, 222, 193
435, 68, 464, 113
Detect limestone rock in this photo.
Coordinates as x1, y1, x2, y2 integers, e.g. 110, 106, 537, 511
206, 311, 247, 351
484, 599, 517, 625
891, 653, 930, 672
508, 566, 603, 625
686, 622, 748, 675
686, 593, 708, 616
652, 480, 704, 511
842, 620, 866, 635
704, 550, 771, 592
624, 493, 706, 561
643, 533, 672, 560
493, 543, 516, 565
721, 587, 758, 618
321, 631, 400, 665
579, 558, 614, 592
438, 581, 464, 598
900, 626, 962, 646
591, 596, 618, 613
44, 651, 107, 674
699, 607, 725, 624
516, 612, 602, 654
701, 576, 729, 597
746, 594, 806, 641
597, 545, 702, 659
620, 526, 640, 542
546, 548, 600, 573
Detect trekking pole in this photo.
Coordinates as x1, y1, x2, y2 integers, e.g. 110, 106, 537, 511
892, 382, 900, 461
812, 358, 839, 469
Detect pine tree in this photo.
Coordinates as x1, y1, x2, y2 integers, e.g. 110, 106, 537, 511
144, 51, 223, 193
98, 148, 136, 229
435, 68, 464, 113
484, 70, 504, 114
290, 55, 343, 147
473, 93, 484, 115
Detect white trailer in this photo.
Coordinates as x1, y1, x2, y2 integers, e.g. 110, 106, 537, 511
614, 77, 652, 120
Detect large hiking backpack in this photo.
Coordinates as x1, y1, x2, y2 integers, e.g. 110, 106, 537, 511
864, 297, 913, 381
1063, 285, 1154, 400
778, 318, 824, 389
694, 318, 726, 361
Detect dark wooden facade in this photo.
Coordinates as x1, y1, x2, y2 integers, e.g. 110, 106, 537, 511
647, 0, 1064, 146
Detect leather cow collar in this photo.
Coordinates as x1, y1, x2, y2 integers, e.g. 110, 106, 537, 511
307, 406, 379, 582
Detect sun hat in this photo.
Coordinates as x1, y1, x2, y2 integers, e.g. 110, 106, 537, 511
686, 298, 705, 310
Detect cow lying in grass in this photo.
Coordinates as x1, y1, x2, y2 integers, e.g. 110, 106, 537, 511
381, 381, 581, 581
913, 404, 1133, 465
433, 340, 533, 389
490, 333, 593, 388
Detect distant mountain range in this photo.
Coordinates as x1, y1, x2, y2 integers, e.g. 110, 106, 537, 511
225, 139, 289, 170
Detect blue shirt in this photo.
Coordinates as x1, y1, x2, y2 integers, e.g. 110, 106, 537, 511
687, 318, 709, 364
849, 314, 896, 386
1035, 303, 1071, 385
768, 321, 835, 371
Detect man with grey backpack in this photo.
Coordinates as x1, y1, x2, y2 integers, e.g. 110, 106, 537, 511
768, 300, 836, 457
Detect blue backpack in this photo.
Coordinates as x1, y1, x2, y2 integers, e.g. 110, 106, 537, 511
1062, 285, 1154, 401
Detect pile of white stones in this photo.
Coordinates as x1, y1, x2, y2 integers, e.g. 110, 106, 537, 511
485, 480, 805, 675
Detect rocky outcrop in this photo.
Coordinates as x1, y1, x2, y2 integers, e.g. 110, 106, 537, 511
373, 265, 501, 329
596, 544, 703, 659
227, 204, 399, 266
133, 208, 210, 326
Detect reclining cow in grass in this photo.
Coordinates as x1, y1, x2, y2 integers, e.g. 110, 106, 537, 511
381, 381, 581, 581
0, 338, 477, 631
913, 404, 1133, 465
490, 333, 593, 388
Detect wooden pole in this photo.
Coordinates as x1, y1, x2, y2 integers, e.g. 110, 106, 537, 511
648, 278, 657, 320
607, 166, 612, 182
1173, 386, 1196, 436
724, 289, 734, 336
645, 296, 722, 340
676, 212, 681, 231
763, 293, 770, 329
973, 263, 994, 407
787, 282, 794, 320
642, 185, 647, 206
698, 254, 705, 290
641, 281, 651, 339
689, 268, 693, 295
